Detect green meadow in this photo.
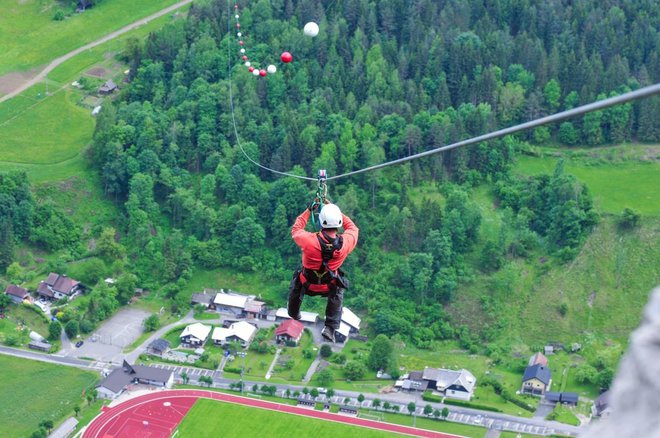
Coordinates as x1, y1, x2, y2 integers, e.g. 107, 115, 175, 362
515, 150, 660, 216
0, 0, 180, 76
0, 355, 98, 438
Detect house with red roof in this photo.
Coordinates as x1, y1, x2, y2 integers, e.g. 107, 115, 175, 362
275, 319, 305, 345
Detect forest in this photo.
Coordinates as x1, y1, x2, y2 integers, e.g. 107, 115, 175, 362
3, 0, 658, 352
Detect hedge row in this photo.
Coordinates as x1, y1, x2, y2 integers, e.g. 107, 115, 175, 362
442, 398, 503, 413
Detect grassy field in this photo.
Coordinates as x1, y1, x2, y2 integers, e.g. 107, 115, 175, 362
0, 355, 98, 438
176, 398, 421, 437
0, 0, 181, 76
0, 88, 93, 163
515, 150, 660, 215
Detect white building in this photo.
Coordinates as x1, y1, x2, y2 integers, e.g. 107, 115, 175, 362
275, 308, 319, 324
341, 307, 361, 333
180, 322, 211, 347
212, 321, 257, 347
421, 367, 477, 401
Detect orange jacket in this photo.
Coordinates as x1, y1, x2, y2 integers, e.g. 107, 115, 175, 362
292, 209, 359, 292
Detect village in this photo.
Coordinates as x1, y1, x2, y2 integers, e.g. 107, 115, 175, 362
3, 276, 609, 436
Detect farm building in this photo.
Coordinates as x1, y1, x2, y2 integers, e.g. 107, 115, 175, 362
4, 284, 31, 304
341, 307, 361, 333
191, 290, 216, 309
528, 352, 549, 367
334, 322, 352, 343
98, 80, 118, 95
146, 339, 170, 357
36, 273, 81, 301
419, 367, 477, 401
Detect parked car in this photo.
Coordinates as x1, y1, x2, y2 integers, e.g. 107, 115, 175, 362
75, 341, 84, 348
474, 415, 483, 424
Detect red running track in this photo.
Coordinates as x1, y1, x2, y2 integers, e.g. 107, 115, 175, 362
83, 389, 466, 438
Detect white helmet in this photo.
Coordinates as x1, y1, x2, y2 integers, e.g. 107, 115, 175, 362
319, 204, 343, 228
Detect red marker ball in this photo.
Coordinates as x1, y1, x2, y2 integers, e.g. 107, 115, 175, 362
242, 55, 248, 61
234, 4, 238, 9
280, 51, 293, 63
236, 23, 240, 28
239, 41, 244, 46
259, 69, 267, 77
248, 66, 255, 72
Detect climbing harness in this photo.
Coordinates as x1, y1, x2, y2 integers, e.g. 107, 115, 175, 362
310, 169, 329, 231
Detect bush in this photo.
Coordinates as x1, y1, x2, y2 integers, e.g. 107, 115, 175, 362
53, 10, 65, 21
320, 344, 332, 358
442, 398, 503, 412
224, 366, 242, 374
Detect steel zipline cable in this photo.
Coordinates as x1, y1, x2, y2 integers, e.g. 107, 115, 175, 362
328, 83, 660, 181
225, 2, 660, 184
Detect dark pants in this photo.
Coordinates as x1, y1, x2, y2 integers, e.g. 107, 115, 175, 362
287, 269, 343, 330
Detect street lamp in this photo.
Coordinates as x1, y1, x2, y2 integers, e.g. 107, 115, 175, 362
413, 382, 420, 427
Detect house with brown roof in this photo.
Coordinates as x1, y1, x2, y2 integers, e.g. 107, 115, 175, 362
98, 79, 118, 95
36, 273, 81, 301
4, 284, 31, 304
528, 352, 549, 367
275, 319, 305, 345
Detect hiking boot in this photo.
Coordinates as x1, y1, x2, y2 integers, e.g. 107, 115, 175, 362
321, 326, 336, 343
288, 310, 302, 320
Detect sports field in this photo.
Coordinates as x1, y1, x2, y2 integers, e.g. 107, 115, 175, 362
177, 398, 402, 437
83, 390, 465, 438
0, 355, 98, 438
0, 0, 180, 76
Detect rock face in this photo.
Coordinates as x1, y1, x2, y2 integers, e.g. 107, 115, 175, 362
582, 286, 660, 438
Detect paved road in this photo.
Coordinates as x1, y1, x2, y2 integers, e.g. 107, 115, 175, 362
0, 345, 101, 370
0, 0, 194, 104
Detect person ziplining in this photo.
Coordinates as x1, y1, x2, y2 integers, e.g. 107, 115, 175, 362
287, 172, 359, 343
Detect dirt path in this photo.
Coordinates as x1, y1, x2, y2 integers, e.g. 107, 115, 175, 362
0, 0, 193, 104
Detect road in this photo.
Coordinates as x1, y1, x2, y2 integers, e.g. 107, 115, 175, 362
0, 0, 194, 104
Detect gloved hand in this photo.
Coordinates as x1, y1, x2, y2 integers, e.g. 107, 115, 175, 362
308, 199, 320, 212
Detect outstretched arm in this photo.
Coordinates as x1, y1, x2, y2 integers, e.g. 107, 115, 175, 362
339, 213, 359, 254
292, 209, 316, 248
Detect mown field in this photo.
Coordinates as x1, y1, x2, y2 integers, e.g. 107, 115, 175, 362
175, 398, 484, 437
0, 0, 180, 76
515, 148, 660, 215
0, 355, 98, 438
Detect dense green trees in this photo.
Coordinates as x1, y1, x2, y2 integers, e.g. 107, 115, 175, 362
81, 0, 656, 347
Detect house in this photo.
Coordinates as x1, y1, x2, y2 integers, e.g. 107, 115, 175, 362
4, 284, 31, 304
395, 371, 429, 392
592, 391, 611, 417
521, 364, 552, 395
275, 308, 319, 324
244, 298, 266, 319
422, 367, 477, 401
98, 79, 118, 95
528, 352, 548, 367
212, 321, 257, 347
180, 323, 211, 347
97, 360, 173, 399
36, 273, 81, 301
341, 307, 361, 333
334, 322, 352, 343
275, 319, 305, 345
146, 339, 170, 356
191, 290, 216, 310
28, 340, 52, 352
214, 290, 250, 316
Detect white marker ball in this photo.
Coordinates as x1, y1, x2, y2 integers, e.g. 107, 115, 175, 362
245, 61, 251, 67
252, 69, 260, 76
237, 32, 242, 37
235, 14, 239, 19
240, 48, 245, 54
304, 22, 319, 37
267, 65, 277, 74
